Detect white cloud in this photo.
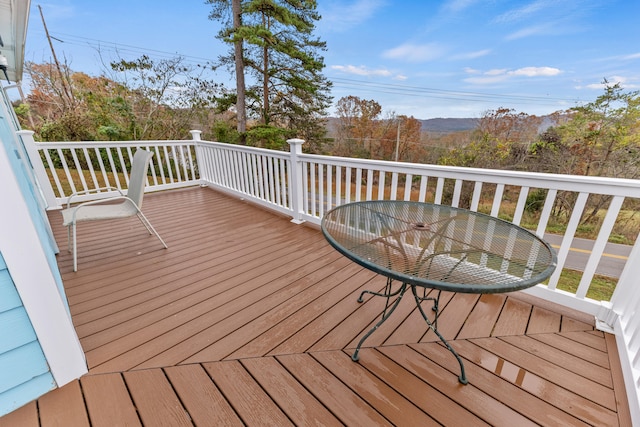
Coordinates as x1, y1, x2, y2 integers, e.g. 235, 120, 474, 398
442, 0, 481, 13
511, 67, 562, 77
319, 0, 387, 31
486, 68, 508, 76
382, 43, 446, 63
505, 24, 551, 40
621, 52, 640, 60
464, 66, 562, 84
393, 74, 408, 81
494, 0, 554, 23
451, 49, 491, 60
464, 67, 481, 75
331, 65, 392, 77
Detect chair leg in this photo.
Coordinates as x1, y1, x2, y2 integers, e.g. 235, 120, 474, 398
72, 222, 78, 272
135, 213, 154, 235
136, 212, 168, 249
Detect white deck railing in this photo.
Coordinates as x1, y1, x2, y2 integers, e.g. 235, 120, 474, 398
19, 130, 640, 421
18, 130, 199, 207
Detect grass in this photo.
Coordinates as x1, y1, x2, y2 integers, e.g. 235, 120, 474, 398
553, 268, 617, 301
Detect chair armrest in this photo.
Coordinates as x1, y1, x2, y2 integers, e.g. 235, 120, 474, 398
69, 196, 139, 222
66, 186, 125, 207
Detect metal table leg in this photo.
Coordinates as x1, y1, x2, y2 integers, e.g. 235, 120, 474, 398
411, 286, 468, 384
352, 277, 408, 361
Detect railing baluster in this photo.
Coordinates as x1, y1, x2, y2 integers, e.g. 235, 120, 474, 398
490, 183, 504, 217
512, 186, 529, 225
345, 167, 352, 204
81, 148, 99, 190
366, 169, 374, 200
180, 145, 189, 182
403, 173, 412, 201
548, 192, 589, 289
326, 164, 333, 211
162, 146, 173, 183
43, 149, 64, 198
434, 177, 444, 204
535, 188, 557, 238
58, 148, 77, 195
378, 170, 386, 200
105, 147, 121, 189
418, 176, 428, 202
452, 179, 462, 208
336, 166, 342, 208
470, 182, 482, 211
576, 195, 624, 299
389, 171, 397, 200
310, 162, 317, 216
187, 145, 196, 181
94, 147, 109, 188
355, 168, 362, 202
267, 156, 276, 203
279, 157, 287, 208
319, 163, 325, 217
302, 162, 309, 213
70, 148, 88, 193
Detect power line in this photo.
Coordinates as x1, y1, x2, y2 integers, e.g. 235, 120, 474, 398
32, 31, 582, 108
33, 30, 217, 68
330, 77, 580, 106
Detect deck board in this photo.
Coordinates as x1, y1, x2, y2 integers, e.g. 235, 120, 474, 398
80, 374, 141, 427
1, 186, 632, 426
37, 380, 89, 427
123, 369, 192, 426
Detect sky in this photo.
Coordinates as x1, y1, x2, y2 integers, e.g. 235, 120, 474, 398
23, 0, 640, 120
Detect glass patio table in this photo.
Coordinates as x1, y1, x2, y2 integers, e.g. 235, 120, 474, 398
321, 200, 557, 384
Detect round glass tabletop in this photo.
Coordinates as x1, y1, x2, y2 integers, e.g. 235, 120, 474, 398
321, 200, 557, 293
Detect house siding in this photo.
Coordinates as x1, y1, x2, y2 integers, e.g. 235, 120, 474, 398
0, 93, 65, 309
0, 253, 55, 415
0, 85, 85, 418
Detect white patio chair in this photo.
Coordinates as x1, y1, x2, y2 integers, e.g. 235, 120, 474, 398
61, 149, 168, 271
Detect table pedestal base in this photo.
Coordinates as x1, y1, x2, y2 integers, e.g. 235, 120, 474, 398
352, 278, 468, 385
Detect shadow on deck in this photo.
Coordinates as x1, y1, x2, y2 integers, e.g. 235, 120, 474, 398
1, 187, 631, 426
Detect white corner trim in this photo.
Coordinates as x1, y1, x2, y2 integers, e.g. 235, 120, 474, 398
0, 143, 87, 386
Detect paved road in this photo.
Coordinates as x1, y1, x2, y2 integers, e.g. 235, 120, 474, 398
543, 234, 631, 279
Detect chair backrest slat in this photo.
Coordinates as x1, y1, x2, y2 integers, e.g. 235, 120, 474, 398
127, 150, 153, 208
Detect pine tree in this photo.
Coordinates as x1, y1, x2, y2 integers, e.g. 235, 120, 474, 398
207, 0, 332, 146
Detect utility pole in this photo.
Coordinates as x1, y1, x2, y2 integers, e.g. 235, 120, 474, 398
394, 121, 400, 161
38, 5, 73, 109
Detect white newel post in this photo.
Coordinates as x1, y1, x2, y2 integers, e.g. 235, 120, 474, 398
287, 138, 305, 224
600, 229, 640, 424
17, 130, 58, 209
189, 130, 206, 186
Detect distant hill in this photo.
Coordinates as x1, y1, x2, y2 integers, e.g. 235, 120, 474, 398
419, 118, 477, 133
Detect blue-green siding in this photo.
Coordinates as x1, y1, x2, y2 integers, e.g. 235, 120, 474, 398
0, 95, 66, 311
0, 254, 56, 415
0, 88, 65, 416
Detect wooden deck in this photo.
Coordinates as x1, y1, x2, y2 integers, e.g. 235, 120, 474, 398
1, 186, 631, 426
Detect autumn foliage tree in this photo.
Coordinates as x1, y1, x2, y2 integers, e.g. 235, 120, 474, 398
19, 57, 222, 141
439, 108, 542, 170
529, 82, 640, 224
333, 96, 382, 157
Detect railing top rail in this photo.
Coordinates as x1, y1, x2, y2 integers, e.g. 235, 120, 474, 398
198, 139, 290, 158
32, 140, 197, 149
299, 152, 640, 197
